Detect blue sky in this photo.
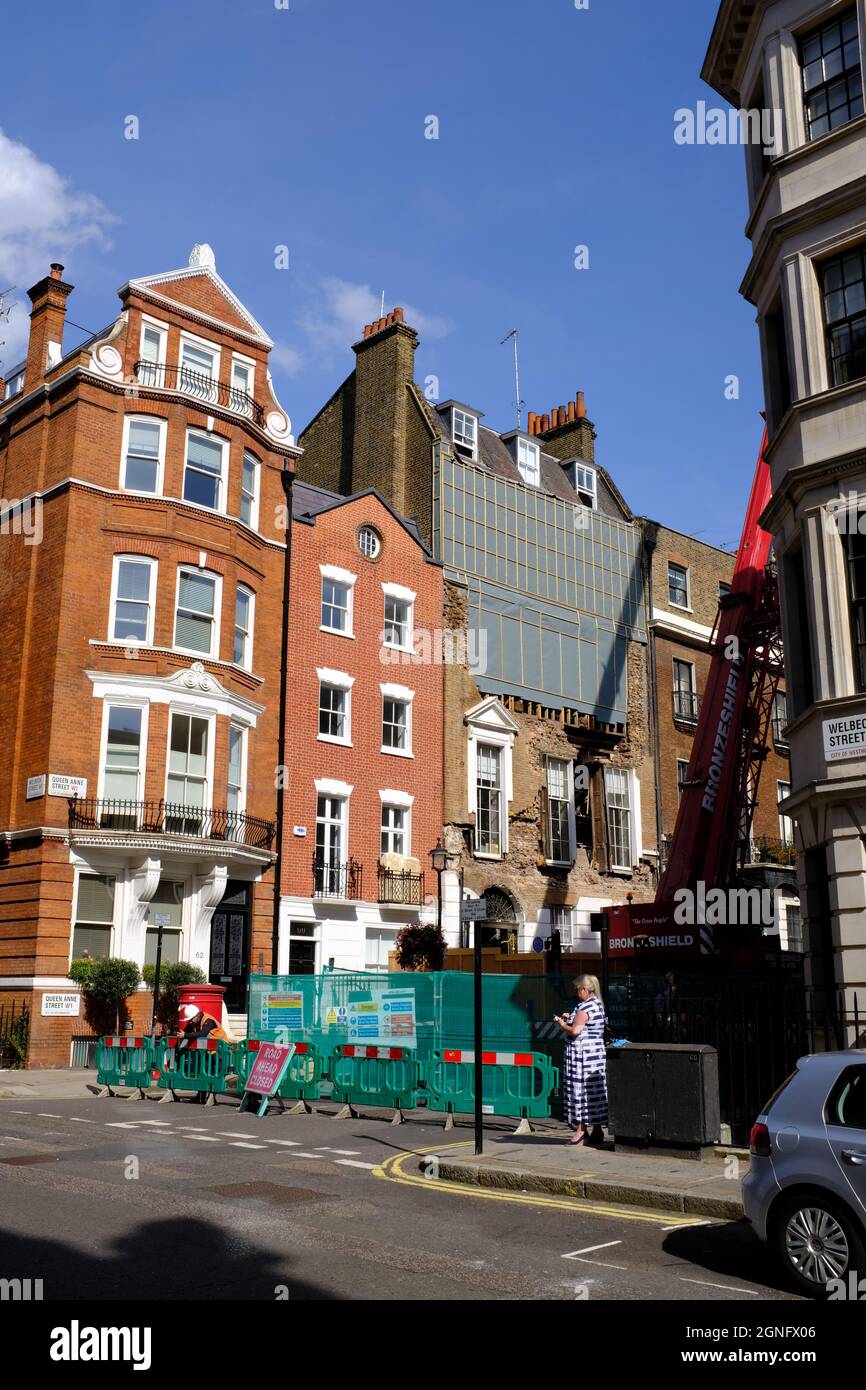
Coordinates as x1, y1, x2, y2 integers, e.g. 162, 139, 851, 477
0, 0, 761, 547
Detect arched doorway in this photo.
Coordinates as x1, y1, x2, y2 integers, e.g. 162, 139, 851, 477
480, 887, 520, 953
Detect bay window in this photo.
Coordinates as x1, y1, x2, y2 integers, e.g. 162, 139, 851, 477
179, 336, 219, 403
240, 452, 259, 528
230, 356, 254, 416
183, 430, 226, 511
120, 416, 164, 494
110, 556, 156, 646
166, 712, 210, 825
233, 585, 254, 669
174, 568, 220, 657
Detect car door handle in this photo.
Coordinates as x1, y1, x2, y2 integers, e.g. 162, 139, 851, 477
841, 1149, 866, 1165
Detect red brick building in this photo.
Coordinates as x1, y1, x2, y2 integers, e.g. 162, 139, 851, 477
0, 245, 298, 1064
279, 483, 444, 972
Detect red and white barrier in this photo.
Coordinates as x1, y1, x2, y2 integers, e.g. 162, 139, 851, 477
441, 1050, 534, 1066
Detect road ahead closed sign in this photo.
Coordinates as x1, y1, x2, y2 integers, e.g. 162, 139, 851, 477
823, 714, 866, 762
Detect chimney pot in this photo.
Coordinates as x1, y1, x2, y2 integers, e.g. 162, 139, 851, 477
567, 400, 576, 421
540, 413, 550, 433
50, 263, 64, 280
576, 391, 586, 419
527, 411, 537, 434
393, 306, 404, 323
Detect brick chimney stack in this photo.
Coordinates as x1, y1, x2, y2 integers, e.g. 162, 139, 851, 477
351, 306, 419, 513
24, 262, 73, 392
527, 390, 596, 465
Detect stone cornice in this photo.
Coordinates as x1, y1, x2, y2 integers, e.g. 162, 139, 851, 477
701, 0, 764, 106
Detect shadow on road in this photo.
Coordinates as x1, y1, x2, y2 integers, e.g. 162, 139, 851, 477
662, 1222, 803, 1300
0, 1216, 336, 1301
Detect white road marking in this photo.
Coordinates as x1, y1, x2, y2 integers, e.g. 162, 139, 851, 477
335, 1159, 377, 1170
104, 1122, 144, 1129
291, 1152, 324, 1159
68, 1118, 97, 1124
562, 1241, 623, 1258
9, 1110, 32, 1115
569, 1257, 629, 1270
679, 1277, 760, 1296
263, 1139, 299, 1147
134, 1120, 172, 1126
181, 1135, 221, 1142
216, 1132, 264, 1139
37, 1113, 62, 1118
228, 1142, 267, 1150
176, 1127, 208, 1132
316, 1147, 360, 1155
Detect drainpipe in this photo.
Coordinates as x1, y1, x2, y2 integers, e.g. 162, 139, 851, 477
272, 464, 295, 975
643, 521, 664, 887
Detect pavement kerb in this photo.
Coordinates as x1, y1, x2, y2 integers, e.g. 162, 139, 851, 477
432, 1157, 745, 1221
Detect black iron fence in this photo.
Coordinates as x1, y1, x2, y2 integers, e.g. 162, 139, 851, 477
377, 867, 425, 906
0, 999, 29, 1068
133, 360, 264, 425
312, 857, 364, 901
68, 797, 275, 850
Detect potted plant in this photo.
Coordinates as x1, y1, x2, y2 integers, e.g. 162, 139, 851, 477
394, 922, 447, 972
69, 957, 141, 1035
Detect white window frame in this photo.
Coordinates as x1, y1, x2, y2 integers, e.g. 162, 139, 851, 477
240, 452, 260, 530
230, 352, 255, 418
119, 414, 166, 496
96, 698, 150, 804
667, 561, 691, 610
575, 463, 597, 508
71, 870, 117, 963
233, 584, 255, 671
676, 758, 690, 802
778, 780, 794, 846
382, 581, 416, 652
137, 315, 168, 387
179, 331, 221, 404
227, 722, 247, 825
465, 699, 517, 859
173, 566, 223, 660
109, 554, 158, 648
359, 526, 382, 560
545, 755, 576, 866
365, 926, 398, 973
183, 428, 228, 514
517, 436, 540, 487
380, 803, 410, 857
317, 667, 354, 746
549, 905, 574, 950
604, 766, 643, 874
314, 785, 351, 879
380, 682, 414, 757
452, 407, 478, 459
164, 706, 216, 811
673, 657, 698, 719
378, 788, 414, 859
319, 564, 357, 638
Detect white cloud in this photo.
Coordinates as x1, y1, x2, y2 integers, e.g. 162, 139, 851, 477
269, 340, 304, 376
0, 129, 115, 363
298, 277, 451, 360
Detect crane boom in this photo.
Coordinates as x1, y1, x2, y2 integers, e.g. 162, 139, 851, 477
656, 429, 780, 902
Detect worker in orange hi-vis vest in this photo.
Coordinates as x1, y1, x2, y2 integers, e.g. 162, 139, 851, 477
177, 1003, 229, 1049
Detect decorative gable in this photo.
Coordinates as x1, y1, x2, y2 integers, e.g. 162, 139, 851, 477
123, 244, 273, 347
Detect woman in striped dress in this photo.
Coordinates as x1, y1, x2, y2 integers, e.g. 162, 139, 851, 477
555, 975, 608, 1146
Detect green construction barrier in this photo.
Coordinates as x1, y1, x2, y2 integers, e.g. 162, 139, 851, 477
330, 1045, 421, 1110
423, 1047, 559, 1119
96, 1035, 155, 1092
235, 1039, 323, 1103
156, 1036, 238, 1099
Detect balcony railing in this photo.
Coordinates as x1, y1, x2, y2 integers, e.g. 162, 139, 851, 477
377, 866, 425, 906
749, 836, 798, 868
312, 856, 364, 901
672, 689, 701, 722
68, 797, 275, 850
133, 361, 264, 426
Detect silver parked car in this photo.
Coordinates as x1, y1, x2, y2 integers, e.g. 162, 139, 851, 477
744, 1050, 866, 1296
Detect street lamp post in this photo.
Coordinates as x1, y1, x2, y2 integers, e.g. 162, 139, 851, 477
429, 839, 447, 936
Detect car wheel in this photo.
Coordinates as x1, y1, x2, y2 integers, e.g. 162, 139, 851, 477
773, 1193, 866, 1297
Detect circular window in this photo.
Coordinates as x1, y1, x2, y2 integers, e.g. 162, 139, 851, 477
358, 525, 382, 559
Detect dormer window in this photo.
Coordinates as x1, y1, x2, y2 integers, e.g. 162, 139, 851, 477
517, 437, 540, 487
452, 408, 477, 459
179, 334, 220, 405
575, 464, 597, 509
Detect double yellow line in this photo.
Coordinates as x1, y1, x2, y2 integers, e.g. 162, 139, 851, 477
373, 1142, 707, 1227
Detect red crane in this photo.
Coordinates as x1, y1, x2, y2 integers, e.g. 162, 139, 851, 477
605, 431, 784, 957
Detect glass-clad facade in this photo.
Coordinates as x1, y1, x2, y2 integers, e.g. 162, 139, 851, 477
434, 449, 645, 721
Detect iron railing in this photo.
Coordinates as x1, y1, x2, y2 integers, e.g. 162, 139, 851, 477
672, 689, 700, 721
772, 716, 789, 746
68, 797, 275, 850
377, 866, 425, 906
312, 856, 364, 900
133, 360, 264, 425
0, 999, 29, 1068
749, 835, 798, 867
